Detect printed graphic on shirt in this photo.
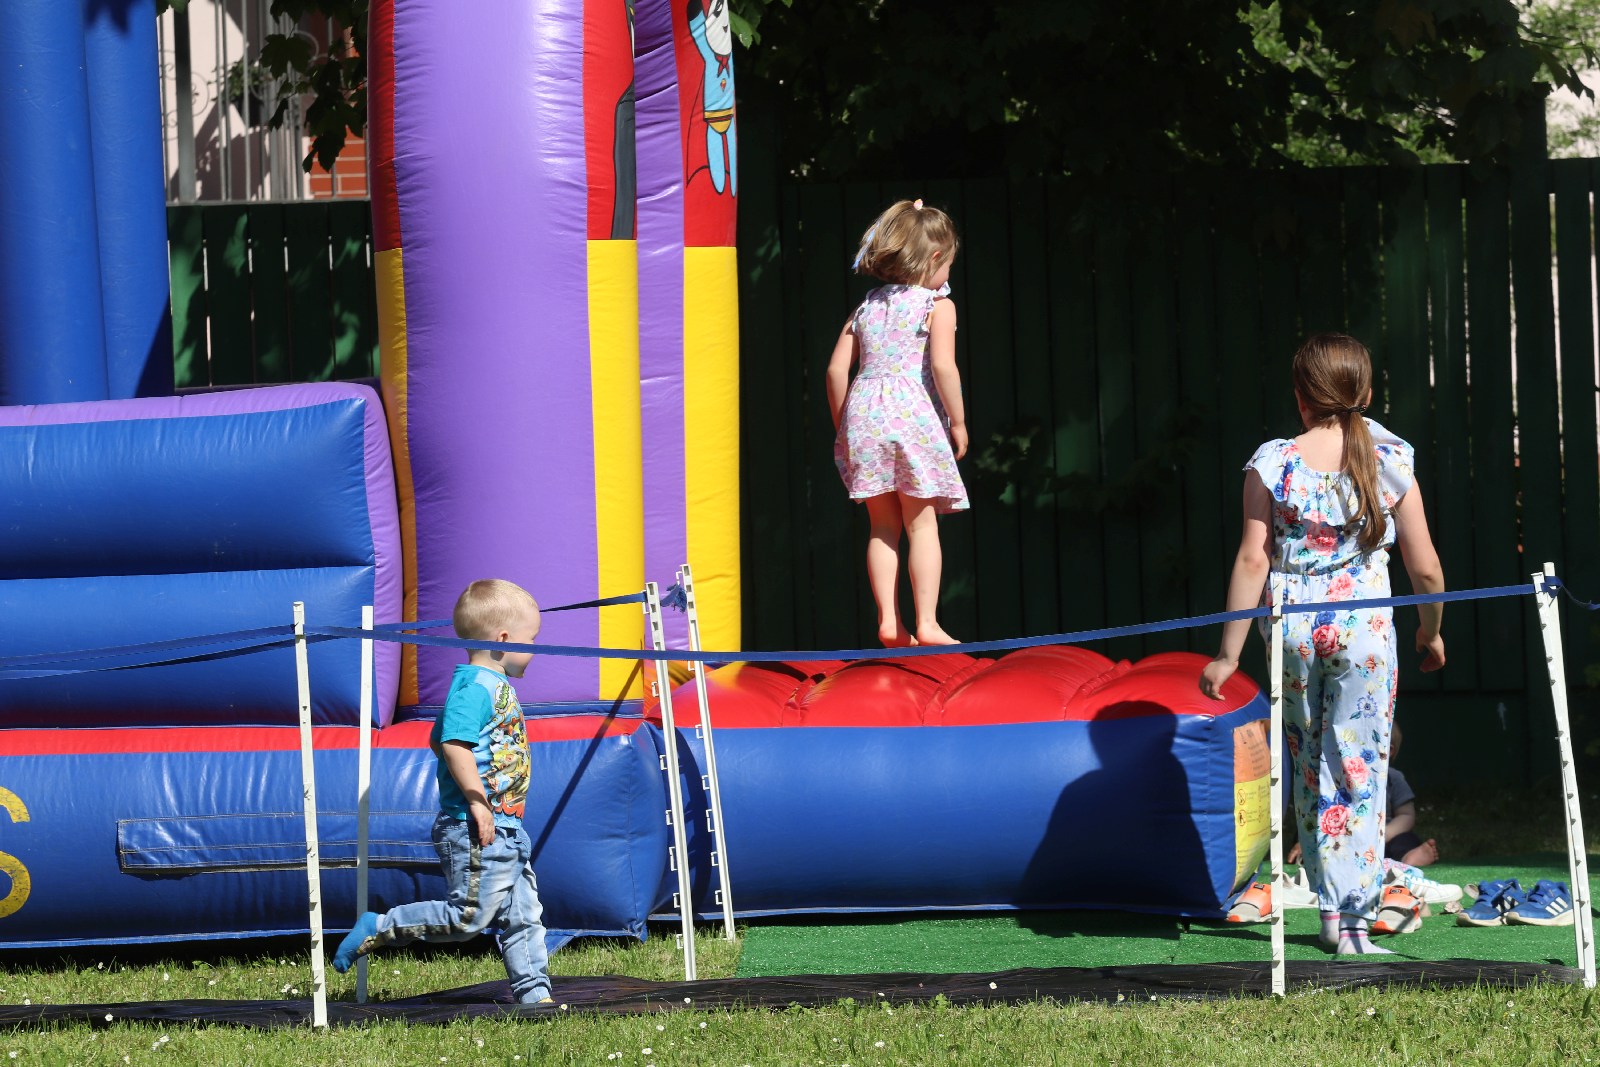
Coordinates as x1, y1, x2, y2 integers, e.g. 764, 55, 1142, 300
485, 681, 530, 820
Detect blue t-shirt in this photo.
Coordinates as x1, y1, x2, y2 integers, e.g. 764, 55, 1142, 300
431, 664, 530, 829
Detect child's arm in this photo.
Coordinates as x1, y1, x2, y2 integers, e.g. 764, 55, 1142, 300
1199, 473, 1274, 699
1393, 483, 1446, 672
825, 318, 859, 431
440, 740, 496, 847
1387, 798, 1417, 838
928, 298, 967, 459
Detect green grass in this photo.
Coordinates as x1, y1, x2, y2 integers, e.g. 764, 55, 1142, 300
5, 787, 1599, 1065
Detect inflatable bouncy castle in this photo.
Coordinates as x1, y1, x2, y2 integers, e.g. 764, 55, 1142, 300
0, 1, 1267, 951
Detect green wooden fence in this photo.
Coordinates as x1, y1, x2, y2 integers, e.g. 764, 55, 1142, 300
168, 200, 378, 388
165, 160, 1600, 784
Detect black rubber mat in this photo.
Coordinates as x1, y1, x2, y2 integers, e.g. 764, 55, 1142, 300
0, 959, 1577, 1029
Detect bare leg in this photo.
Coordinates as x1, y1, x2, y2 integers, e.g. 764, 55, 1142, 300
865, 494, 911, 647
900, 494, 956, 645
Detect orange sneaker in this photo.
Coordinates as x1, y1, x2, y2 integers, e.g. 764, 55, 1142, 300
1373, 884, 1424, 935
1227, 881, 1273, 924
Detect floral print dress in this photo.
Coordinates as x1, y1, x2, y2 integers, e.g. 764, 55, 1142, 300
1247, 419, 1415, 919
834, 284, 969, 512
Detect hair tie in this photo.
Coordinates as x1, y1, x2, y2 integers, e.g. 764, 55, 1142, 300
913, 199, 924, 210
1344, 405, 1367, 415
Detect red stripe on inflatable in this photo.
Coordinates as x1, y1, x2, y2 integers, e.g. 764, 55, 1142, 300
1, 715, 643, 755
367, 0, 401, 251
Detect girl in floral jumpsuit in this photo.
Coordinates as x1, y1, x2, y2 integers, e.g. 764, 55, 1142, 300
1200, 333, 1446, 956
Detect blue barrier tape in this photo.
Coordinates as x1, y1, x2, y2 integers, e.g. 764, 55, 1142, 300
0, 580, 1555, 679
1542, 575, 1600, 611
0, 625, 297, 670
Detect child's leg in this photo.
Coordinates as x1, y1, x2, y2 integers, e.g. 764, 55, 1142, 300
864, 493, 911, 647
1315, 609, 1395, 945
378, 818, 509, 946
900, 493, 956, 645
495, 828, 552, 1004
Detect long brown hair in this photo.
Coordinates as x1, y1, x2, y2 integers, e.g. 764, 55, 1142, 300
1292, 332, 1385, 551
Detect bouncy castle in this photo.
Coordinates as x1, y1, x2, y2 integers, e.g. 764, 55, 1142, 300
0, 0, 1267, 951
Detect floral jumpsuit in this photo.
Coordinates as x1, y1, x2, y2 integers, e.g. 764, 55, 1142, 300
1247, 420, 1415, 919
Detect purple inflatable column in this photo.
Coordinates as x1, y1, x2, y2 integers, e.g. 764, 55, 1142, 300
374, 0, 643, 706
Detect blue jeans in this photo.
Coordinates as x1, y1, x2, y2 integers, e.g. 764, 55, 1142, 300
377, 815, 550, 1003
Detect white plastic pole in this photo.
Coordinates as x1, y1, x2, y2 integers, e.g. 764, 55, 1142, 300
678, 565, 736, 939
293, 603, 330, 1028
1535, 564, 1595, 987
645, 583, 697, 980
1267, 575, 1285, 997
355, 605, 374, 1003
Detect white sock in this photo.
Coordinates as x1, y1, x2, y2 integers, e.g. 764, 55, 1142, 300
1319, 911, 1340, 947
1336, 917, 1393, 956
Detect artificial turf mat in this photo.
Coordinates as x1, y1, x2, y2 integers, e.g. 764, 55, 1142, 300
735, 853, 1598, 977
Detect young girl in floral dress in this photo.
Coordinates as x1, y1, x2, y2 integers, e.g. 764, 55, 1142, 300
1199, 333, 1447, 956
825, 199, 969, 647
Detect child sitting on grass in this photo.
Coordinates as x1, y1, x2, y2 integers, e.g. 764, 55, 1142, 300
332, 579, 552, 1005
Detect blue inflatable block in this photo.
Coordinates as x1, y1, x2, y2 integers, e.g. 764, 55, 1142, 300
656, 696, 1269, 921
0, 387, 400, 728
0, 722, 668, 949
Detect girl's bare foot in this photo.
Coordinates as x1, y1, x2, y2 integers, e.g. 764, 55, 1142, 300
1401, 839, 1439, 867
878, 622, 915, 648
915, 624, 959, 646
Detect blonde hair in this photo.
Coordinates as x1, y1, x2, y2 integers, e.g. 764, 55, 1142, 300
1292, 332, 1386, 551
852, 199, 959, 286
453, 579, 540, 643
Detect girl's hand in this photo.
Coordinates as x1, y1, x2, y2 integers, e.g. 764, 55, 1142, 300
1415, 629, 1446, 673
949, 422, 968, 460
1199, 656, 1237, 700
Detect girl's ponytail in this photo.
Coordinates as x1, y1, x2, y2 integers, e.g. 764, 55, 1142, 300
1292, 332, 1386, 551
1341, 408, 1386, 551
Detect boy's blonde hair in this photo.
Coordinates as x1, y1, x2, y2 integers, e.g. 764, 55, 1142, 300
852, 199, 959, 286
453, 579, 539, 642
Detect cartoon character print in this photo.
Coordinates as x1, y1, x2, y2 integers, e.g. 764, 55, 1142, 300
484, 681, 530, 821
686, 0, 736, 195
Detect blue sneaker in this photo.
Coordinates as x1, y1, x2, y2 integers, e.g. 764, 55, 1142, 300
1456, 878, 1526, 927
1506, 880, 1575, 927
332, 912, 381, 973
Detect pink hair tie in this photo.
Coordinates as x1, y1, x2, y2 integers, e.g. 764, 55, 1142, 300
913, 198, 924, 210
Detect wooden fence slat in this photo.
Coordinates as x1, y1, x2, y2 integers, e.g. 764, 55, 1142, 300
1128, 180, 1187, 654
1380, 166, 1438, 692
284, 199, 332, 383
1343, 168, 1384, 386
1510, 158, 1564, 597
796, 183, 857, 648
1464, 170, 1524, 692
842, 181, 887, 639
1007, 178, 1060, 638
247, 203, 290, 382
1293, 169, 1345, 334
777, 182, 811, 651
964, 176, 1022, 640
167, 204, 208, 389
1092, 219, 1144, 663
1552, 159, 1600, 667
328, 199, 377, 378
200, 203, 254, 385
1173, 183, 1225, 649
1423, 165, 1479, 693
1046, 180, 1105, 637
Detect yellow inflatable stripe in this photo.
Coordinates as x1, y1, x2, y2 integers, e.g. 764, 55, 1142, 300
588, 240, 645, 700
374, 247, 418, 707
683, 246, 742, 653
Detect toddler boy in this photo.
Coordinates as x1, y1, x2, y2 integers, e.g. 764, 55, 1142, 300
332, 579, 552, 1004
